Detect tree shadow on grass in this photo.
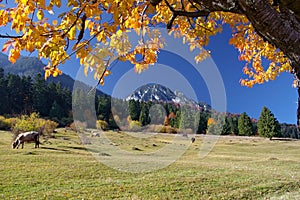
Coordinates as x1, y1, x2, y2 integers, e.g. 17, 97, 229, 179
40, 146, 70, 152
60, 145, 101, 153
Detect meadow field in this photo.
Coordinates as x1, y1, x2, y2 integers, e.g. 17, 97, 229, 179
1, 129, 300, 199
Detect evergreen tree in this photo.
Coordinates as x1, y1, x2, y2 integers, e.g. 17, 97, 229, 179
221, 116, 231, 135
227, 115, 239, 135
0, 68, 8, 115
97, 95, 111, 122
139, 103, 150, 126
170, 110, 181, 128
149, 103, 166, 125
49, 101, 64, 120
207, 112, 225, 135
128, 99, 141, 121
21, 76, 33, 114
281, 123, 299, 139
6, 74, 23, 114
238, 112, 254, 136
179, 105, 199, 131
32, 74, 48, 116
257, 107, 281, 139
196, 111, 209, 134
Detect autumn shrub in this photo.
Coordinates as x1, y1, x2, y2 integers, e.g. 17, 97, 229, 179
11, 113, 58, 137
129, 120, 141, 131
5, 117, 18, 129
0, 116, 9, 130
12, 113, 40, 134
161, 125, 178, 133
96, 120, 109, 131
148, 124, 164, 133
146, 124, 178, 133
41, 120, 59, 136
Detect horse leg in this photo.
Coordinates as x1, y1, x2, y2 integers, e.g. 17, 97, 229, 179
16, 140, 20, 149
34, 135, 39, 148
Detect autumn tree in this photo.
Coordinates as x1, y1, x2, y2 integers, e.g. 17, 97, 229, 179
0, 0, 299, 125
207, 113, 225, 135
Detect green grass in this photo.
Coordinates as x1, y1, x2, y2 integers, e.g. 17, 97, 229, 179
1, 130, 300, 199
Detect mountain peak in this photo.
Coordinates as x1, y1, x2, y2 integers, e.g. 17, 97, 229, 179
125, 83, 207, 110
126, 83, 178, 102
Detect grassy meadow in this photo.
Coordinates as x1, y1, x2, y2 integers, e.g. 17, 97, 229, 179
1, 129, 300, 199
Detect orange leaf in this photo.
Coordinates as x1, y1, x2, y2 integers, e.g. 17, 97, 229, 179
2, 40, 14, 53
8, 49, 20, 64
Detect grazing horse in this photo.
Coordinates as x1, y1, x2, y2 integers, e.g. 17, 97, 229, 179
12, 131, 39, 149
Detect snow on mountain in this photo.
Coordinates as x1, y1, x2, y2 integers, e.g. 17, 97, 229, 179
126, 83, 210, 110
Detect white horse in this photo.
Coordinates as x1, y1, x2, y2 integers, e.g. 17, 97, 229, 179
12, 131, 39, 149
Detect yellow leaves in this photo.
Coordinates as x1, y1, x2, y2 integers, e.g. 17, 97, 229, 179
8, 48, 20, 64
67, 0, 79, 7
37, 10, 44, 20
207, 118, 216, 127
124, 7, 142, 30
44, 64, 62, 79
25, 42, 35, 52
195, 50, 211, 63
81, 45, 114, 85
94, 70, 112, 86
225, 15, 291, 88
37, 0, 46, 9
134, 63, 149, 74
0, 10, 8, 26
292, 79, 299, 88
68, 26, 76, 40
19, 0, 28, 4
110, 30, 131, 56
52, 0, 61, 8
1, 0, 291, 91
84, 2, 102, 18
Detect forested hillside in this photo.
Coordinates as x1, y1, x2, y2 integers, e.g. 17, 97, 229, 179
0, 52, 77, 91
0, 52, 298, 138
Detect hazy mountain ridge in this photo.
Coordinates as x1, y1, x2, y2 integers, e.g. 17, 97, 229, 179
0, 52, 104, 96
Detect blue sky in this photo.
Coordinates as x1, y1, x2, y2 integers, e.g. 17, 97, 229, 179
0, 9, 297, 124
68, 26, 297, 124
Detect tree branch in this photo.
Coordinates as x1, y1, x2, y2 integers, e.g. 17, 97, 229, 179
164, 0, 209, 29
62, 5, 87, 38
237, 0, 300, 76
0, 34, 23, 39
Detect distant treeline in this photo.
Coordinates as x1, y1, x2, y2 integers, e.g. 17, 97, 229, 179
0, 68, 298, 138
0, 68, 72, 126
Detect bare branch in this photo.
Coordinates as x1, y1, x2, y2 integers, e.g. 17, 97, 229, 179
62, 5, 87, 38
75, 14, 87, 45
164, 0, 209, 29
0, 34, 23, 39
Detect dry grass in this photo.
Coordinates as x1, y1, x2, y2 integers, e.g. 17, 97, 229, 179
1, 130, 300, 199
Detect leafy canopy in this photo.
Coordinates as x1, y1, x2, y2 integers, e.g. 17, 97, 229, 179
0, 0, 292, 87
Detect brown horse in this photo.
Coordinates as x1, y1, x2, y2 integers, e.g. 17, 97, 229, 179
12, 131, 39, 149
